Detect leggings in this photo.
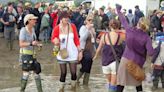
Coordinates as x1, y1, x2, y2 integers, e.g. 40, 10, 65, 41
80, 52, 93, 73
117, 85, 143, 92
60, 63, 77, 82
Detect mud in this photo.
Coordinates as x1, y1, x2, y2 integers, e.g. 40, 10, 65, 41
0, 38, 163, 92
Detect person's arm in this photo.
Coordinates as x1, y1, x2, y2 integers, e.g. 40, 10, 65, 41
93, 33, 105, 60
19, 28, 39, 48
146, 36, 155, 56
151, 41, 161, 64
1, 14, 9, 25
51, 25, 59, 45
71, 24, 80, 49
116, 4, 130, 31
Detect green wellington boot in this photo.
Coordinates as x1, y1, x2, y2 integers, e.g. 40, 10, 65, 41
35, 78, 43, 92
20, 79, 28, 92
83, 73, 90, 86
76, 71, 84, 84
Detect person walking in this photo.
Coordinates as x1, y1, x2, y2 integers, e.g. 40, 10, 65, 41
76, 14, 96, 86
116, 4, 155, 92
51, 11, 81, 91
93, 19, 125, 92
19, 14, 43, 92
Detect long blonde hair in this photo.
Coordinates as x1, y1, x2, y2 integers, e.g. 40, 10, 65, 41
138, 17, 149, 32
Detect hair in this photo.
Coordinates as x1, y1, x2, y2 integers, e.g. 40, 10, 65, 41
8, 2, 13, 6
138, 17, 149, 32
25, 21, 29, 25
99, 7, 104, 12
135, 5, 139, 9
58, 11, 69, 21
49, 3, 53, 6
94, 10, 99, 16
128, 9, 132, 13
84, 13, 93, 25
109, 19, 121, 30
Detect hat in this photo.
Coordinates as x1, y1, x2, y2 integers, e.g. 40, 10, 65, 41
24, 14, 38, 25
25, 2, 31, 7
155, 10, 162, 15
17, 3, 23, 8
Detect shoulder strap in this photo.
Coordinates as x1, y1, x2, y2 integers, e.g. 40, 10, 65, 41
107, 33, 120, 73
104, 32, 107, 44
115, 33, 120, 45
66, 24, 69, 49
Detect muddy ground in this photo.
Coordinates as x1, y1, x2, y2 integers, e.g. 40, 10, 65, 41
0, 38, 163, 92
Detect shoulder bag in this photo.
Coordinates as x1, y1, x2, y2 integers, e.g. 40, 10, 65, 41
59, 24, 69, 59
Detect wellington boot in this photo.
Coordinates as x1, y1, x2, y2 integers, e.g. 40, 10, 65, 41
58, 82, 65, 92
20, 79, 28, 92
76, 71, 84, 83
71, 80, 76, 90
83, 73, 90, 86
35, 78, 43, 92
9, 40, 13, 51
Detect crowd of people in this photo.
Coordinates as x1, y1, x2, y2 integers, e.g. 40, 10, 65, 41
0, 1, 164, 92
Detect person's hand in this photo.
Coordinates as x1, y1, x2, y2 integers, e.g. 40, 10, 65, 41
151, 63, 155, 69
77, 52, 83, 64
32, 41, 39, 46
4, 22, 9, 25
116, 4, 122, 11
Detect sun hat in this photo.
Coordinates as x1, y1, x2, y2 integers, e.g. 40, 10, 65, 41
24, 14, 38, 25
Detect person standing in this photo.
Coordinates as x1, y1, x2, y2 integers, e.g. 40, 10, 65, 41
51, 11, 81, 91
0, 4, 4, 38
16, 3, 25, 39
76, 14, 96, 86
1, 2, 16, 50
99, 7, 109, 30
40, 7, 50, 43
31, 2, 41, 41
116, 4, 155, 92
19, 14, 43, 92
133, 5, 144, 27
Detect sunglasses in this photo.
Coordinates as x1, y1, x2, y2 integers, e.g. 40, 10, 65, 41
88, 19, 93, 21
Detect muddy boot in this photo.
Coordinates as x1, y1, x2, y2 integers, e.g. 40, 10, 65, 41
71, 80, 76, 90
152, 77, 159, 91
83, 73, 90, 86
20, 79, 27, 92
9, 40, 13, 51
58, 82, 65, 92
76, 71, 84, 84
35, 78, 43, 92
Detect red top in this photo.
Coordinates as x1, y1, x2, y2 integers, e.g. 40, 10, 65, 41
51, 24, 80, 47
50, 12, 58, 28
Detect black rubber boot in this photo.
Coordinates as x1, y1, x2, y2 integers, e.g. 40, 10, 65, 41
20, 79, 27, 92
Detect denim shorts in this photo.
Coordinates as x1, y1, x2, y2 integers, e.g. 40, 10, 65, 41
57, 60, 77, 64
